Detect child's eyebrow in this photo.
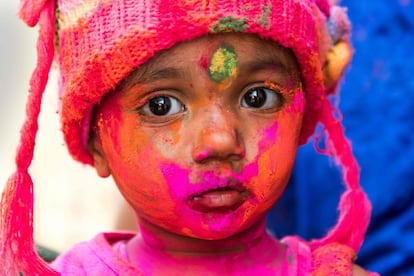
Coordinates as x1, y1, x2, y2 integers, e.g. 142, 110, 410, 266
240, 54, 295, 76
123, 64, 186, 89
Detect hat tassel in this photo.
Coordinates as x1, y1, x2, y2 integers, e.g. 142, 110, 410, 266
0, 0, 59, 274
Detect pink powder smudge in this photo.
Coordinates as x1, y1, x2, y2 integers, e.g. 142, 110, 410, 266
258, 122, 278, 151
285, 90, 305, 113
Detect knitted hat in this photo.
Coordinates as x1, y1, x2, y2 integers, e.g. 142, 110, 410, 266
1, 0, 371, 274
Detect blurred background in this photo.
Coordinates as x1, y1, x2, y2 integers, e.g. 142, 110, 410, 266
1, 0, 413, 275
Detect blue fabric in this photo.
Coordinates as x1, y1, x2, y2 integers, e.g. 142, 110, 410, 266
267, 1, 414, 275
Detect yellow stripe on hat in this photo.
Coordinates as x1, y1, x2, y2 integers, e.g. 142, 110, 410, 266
57, 0, 105, 29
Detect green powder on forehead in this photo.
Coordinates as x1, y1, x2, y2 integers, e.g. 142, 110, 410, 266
208, 46, 238, 83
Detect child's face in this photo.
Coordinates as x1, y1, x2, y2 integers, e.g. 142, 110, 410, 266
90, 34, 304, 240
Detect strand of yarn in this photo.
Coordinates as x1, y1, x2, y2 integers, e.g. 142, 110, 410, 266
310, 242, 355, 275
19, 0, 49, 27
309, 99, 371, 253
0, 0, 59, 274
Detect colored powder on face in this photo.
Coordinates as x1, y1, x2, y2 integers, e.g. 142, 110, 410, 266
246, 121, 294, 208
258, 122, 278, 151
208, 46, 238, 83
160, 163, 190, 199
199, 54, 209, 71
284, 89, 305, 114
95, 98, 123, 154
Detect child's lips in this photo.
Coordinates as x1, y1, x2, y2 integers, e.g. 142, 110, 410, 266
188, 188, 248, 213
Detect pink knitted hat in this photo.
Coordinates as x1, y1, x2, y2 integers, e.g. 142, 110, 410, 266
1, 0, 371, 274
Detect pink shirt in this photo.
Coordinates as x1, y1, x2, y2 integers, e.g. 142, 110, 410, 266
51, 232, 314, 275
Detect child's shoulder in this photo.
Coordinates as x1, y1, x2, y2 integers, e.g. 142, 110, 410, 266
281, 235, 313, 274
51, 232, 139, 275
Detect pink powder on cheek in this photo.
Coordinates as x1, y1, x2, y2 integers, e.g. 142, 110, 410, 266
160, 163, 191, 200
285, 90, 305, 113
257, 122, 278, 152
241, 160, 260, 181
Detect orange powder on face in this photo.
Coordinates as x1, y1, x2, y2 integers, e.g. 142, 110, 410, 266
264, 80, 296, 99
240, 119, 299, 227
95, 97, 177, 220
285, 90, 305, 114
169, 120, 182, 145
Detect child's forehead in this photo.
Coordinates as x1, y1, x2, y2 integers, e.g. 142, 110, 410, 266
122, 33, 300, 87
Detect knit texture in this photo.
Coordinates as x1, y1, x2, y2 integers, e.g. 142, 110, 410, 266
0, 0, 372, 274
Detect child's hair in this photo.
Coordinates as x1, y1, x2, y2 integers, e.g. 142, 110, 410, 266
1, 0, 371, 274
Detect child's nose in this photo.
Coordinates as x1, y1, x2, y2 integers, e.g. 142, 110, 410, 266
191, 106, 245, 163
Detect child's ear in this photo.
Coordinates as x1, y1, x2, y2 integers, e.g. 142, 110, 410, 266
323, 40, 353, 93
88, 136, 111, 178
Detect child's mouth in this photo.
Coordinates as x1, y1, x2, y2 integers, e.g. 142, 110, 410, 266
188, 187, 248, 213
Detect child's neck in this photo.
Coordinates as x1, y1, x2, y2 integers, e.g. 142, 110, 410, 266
126, 217, 287, 274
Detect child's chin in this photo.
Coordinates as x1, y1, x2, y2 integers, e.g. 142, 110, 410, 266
176, 212, 259, 240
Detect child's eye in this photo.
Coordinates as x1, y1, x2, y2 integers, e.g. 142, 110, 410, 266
241, 86, 283, 110
141, 96, 185, 116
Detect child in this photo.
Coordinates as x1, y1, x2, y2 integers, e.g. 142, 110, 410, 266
0, 0, 377, 274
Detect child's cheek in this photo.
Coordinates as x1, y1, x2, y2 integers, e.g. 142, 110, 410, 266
285, 90, 306, 114
245, 102, 303, 213
153, 120, 183, 151
247, 123, 285, 208
99, 112, 181, 226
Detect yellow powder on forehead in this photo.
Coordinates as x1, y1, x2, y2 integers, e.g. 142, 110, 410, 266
208, 46, 238, 83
